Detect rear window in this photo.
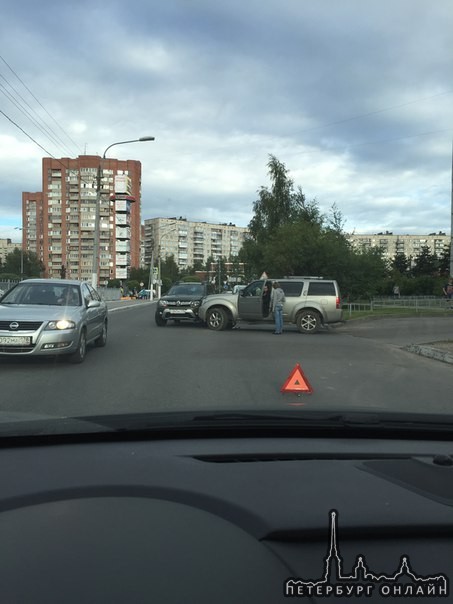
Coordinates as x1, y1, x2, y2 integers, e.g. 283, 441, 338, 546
280, 281, 303, 297
307, 282, 336, 296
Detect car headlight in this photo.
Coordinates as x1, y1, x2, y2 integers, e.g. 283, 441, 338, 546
190, 300, 201, 308
159, 300, 168, 307
46, 319, 76, 330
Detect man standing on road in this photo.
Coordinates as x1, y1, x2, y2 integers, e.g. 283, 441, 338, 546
271, 281, 285, 334
443, 277, 453, 309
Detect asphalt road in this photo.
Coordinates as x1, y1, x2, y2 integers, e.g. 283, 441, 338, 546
0, 303, 452, 418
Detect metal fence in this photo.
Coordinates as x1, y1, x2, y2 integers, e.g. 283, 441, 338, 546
343, 296, 451, 316
0, 280, 19, 295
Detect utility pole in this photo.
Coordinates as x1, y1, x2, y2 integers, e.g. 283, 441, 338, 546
450, 140, 453, 277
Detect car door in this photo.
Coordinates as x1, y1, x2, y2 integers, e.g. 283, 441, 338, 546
237, 280, 265, 320
81, 284, 100, 341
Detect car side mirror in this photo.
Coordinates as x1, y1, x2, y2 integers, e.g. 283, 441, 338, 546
87, 299, 101, 308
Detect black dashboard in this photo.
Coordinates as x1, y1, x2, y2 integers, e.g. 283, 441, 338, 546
0, 433, 452, 603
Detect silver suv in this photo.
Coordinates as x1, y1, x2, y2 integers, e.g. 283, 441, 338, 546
198, 277, 342, 333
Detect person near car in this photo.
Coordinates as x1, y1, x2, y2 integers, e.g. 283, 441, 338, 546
442, 277, 453, 308
271, 281, 285, 334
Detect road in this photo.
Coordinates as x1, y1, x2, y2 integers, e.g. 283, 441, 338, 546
0, 302, 452, 418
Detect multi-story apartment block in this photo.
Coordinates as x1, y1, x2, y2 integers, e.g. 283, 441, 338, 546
143, 217, 248, 270
22, 156, 142, 282
0, 238, 22, 265
348, 232, 451, 262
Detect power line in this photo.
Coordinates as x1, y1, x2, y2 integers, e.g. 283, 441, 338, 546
0, 108, 97, 188
295, 90, 453, 135
0, 54, 83, 156
0, 81, 72, 155
290, 128, 453, 157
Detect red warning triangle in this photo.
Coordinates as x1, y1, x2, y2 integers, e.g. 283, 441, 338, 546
281, 363, 313, 394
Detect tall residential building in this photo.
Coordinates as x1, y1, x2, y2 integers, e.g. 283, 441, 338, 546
347, 232, 451, 262
22, 156, 142, 282
0, 238, 22, 265
143, 217, 249, 270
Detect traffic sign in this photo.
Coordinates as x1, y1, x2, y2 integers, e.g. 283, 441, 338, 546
281, 363, 313, 394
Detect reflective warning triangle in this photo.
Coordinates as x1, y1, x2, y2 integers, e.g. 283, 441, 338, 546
259, 271, 268, 279
281, 363, 313, 394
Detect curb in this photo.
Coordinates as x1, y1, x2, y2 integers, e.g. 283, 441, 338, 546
404, 344, 453, 365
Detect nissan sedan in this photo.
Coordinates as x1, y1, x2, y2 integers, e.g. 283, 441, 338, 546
0, 279, 108, 363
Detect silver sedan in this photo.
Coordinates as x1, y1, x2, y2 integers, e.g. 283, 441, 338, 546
0, 279, 108, 363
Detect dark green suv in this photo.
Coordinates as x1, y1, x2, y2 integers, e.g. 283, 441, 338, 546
155, 282, 208, 326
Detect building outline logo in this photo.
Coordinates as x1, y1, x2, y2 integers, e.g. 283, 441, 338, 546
284, 510, 449, 598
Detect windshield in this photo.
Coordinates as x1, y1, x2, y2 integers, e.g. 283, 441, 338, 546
166, 284, 204, 297
0, 0, 452, 436
2, 282, 81, 307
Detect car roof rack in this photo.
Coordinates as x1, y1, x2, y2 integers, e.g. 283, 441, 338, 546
283, 276, 324, 279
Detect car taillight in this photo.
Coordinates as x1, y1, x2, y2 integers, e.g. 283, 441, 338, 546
336, 296, 340, 309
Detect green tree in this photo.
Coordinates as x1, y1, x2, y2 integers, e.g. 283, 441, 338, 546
248, 155, 320, 244
412, 245, 438, 277
1, 248, 44, 278
391, 252, 411, 275
242, 155, 390, 299
160, 254, 179, 284
130, 267, 150, 285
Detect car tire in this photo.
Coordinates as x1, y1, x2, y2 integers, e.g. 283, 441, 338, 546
95, 321, 108, 347
206, 307, 229, 331
297, 310, 321, 334
155, 313, 167, 326
68, 329, 87, 363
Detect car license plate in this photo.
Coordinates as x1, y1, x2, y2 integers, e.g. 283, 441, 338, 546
171, 309, 186, 314
0, 336, 32, 346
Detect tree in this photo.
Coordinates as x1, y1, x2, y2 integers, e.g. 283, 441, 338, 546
391, 252, 411, 276
1, 248, 44, 278
160, 254, 179, 284
130, 267, 150, 285
412, 245, 438, 277
248, 155, 320, 243
242, 155, 390, 299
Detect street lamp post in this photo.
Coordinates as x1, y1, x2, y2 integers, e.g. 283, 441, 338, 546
91, 136, 155, 289
156, 223, 177, 298
14, 227, 24, 280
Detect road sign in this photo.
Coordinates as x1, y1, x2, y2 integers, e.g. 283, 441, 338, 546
281, 363, 313, 394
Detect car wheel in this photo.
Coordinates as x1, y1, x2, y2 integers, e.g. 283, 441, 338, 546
155, 313, 167, 326
206, 307, 228, 331
68, 329, 87, 363
95, 321, 108, 347
297, 310, 321, 334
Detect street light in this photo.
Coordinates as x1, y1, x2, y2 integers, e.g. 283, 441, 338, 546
156, 223, 177, 298
14, 227, 24, 280
91, 136, 155, 289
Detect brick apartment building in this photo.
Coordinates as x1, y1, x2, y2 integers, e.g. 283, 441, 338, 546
22, 156, 142, 283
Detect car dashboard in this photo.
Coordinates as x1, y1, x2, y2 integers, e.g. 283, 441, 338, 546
0, 431, 451, 603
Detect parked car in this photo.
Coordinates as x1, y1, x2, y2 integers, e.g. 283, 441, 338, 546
198, 277, 342, 333
0, 279, 108, 363
155, 281, 208, 326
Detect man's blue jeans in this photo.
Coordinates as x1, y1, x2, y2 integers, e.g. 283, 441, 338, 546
274, 304, 283, 333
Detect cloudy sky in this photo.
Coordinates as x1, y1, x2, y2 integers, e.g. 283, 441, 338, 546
1, 0, 452, 242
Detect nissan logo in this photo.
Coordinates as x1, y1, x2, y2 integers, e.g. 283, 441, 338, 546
9, 322, 19, 331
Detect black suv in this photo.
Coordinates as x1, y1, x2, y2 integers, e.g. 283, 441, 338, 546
155, 282, 208, 326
